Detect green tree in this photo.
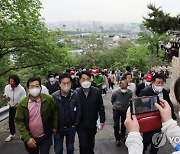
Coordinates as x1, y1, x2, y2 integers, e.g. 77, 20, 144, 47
0, 0, 78, 106
0, 0, 68, 77
140, 4, 180, 58
143, 4, 180, 35
125, 45, 149, 71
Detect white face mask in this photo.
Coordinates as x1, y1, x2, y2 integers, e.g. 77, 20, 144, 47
55, 76, 59, 81
145, 81, 151, 86
71, 75, 75, 79
81, 81, 91, 89
61, 86, 71, 93
29, 88, 41, 97
121, 89, 127, 93
49, 77, 55, 82
154, 85, 163, 93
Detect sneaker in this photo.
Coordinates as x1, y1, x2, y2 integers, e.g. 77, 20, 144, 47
116, 140, 121, 146
5, 134, 15, 142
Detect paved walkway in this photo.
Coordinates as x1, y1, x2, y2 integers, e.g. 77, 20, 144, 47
0, 84, 178, 154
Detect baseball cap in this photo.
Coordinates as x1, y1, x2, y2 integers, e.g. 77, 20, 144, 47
70, 71, 75, 75
145, 74, 152, 82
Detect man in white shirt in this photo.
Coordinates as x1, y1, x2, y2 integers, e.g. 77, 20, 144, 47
41, 85, 49, 95
3, 75, 26, 142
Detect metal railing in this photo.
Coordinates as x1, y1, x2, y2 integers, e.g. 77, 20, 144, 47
0, 105, 9, 122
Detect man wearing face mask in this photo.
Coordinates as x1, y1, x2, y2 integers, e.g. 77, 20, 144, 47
139, 73, 176, 154
45, 74, 59, 95
76, 71, 105, 154
15, 76, 58, 154
3, 74, 26, 142
52, 73, 81, 154
136, 74, 152, 96
111, 80, 132, 146
124, 73, 136, 98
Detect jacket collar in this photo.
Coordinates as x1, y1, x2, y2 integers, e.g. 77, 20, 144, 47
54, 90, 74, 101
79, 86, 92, 95
9, 84, 20, 91
117, 88, 131, 94
21, 93, 46, 108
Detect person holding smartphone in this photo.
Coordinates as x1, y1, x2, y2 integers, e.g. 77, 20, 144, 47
125, 77, 180, 154
139, 73, 176, 154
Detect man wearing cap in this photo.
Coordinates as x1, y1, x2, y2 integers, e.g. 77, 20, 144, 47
136, 74, 152, 96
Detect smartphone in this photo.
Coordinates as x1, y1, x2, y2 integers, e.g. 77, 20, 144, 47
131, 95, 160, 115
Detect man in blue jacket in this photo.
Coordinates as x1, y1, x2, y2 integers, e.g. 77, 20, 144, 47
76, 71, 105, 154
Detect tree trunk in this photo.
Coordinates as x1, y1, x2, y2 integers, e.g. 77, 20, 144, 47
156, 43, 159, 57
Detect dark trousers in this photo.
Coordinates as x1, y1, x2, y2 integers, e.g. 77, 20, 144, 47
113, 109, 126, 141
9, 106, 16, 135
143, 130, 160, 154
24, 137, 52, 154
102, 89, 107, 95
109, 82, 114, 89
54, 126, 76, 154
77, 127, 97, 154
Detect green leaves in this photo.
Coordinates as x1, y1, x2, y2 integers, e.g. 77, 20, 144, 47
143, 3, 180, 34
125, 45, 149, 71
0, 0, 69, 77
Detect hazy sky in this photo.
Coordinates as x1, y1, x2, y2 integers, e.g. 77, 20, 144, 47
40, 0, 180, 23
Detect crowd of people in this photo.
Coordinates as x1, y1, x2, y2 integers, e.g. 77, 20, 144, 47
1, 65, 179, 154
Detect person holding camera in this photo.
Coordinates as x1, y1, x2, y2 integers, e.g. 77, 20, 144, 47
111, 80, 132, 146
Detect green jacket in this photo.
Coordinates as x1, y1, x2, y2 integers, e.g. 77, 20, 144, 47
15, 93, 58, 142
93, 75, 104, 89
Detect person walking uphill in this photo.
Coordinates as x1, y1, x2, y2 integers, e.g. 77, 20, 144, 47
93, 69, 104, 92
45, 74, 59, 94
52, 73, 81, 154
76, 71, 105, 154
3, 74, 26, 142
111, 80, 132, 146
15, 76, 58, 154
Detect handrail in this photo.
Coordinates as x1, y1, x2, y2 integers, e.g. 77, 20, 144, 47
0, 105, 9, 122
